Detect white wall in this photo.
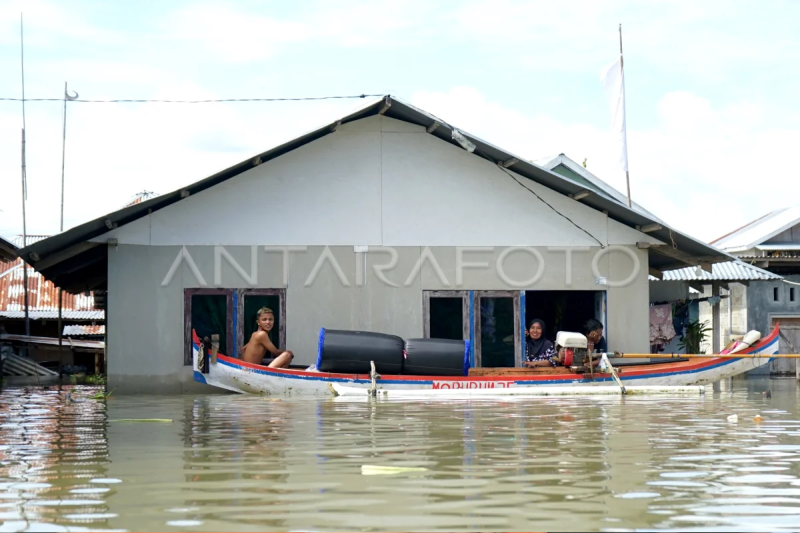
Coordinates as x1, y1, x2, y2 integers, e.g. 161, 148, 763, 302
94, 115, 661, 249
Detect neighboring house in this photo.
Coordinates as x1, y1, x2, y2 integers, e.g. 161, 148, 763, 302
537, 154, 785, 357
0, 237, 17, 263
125, 191, 159, 207
0, 236, 103, 333
0, 194, 153, 336
534, 154, 665, 223
710, 206, 800, 374
656, 261, 781, 356
18, 95, 735, 394
1, 235, 104, 370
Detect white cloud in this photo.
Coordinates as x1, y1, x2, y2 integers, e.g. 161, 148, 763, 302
451, 0, 800, 79
162, 3, 312, 63
0, 0, 125, 48
160, 0, 438, 63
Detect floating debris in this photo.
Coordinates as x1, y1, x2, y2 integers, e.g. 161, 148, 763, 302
361, 465, 428, 476
727, 414, 739, 423
109, 419, 173, 423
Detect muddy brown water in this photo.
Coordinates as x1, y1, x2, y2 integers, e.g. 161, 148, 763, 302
1, 378, 799, 532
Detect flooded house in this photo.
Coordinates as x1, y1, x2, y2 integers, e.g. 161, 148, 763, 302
18, 96, 735, 393
0, 235, 104, 373
536, 154, 785, 358
708, 206, 800, 375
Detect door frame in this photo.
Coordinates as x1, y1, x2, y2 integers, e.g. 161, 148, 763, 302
473, 290, 521, 368
184, 288, 234, 366
595, 290, 608, 348
237, 288, 287, 358
422, 290, 470, 341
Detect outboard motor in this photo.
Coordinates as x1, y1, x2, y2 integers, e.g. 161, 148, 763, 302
555, 331, 588, 368
555, 331, 603, 376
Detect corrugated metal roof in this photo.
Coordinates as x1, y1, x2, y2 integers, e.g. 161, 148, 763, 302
0, 310, 104, 320
18, 94, 736, 293
0, 235, 100, 320
756, 244, 800, 251
0, 333, 104, 350
63, 324, 105, 336
650, 260, 782, 282
712, 206, 800, 252
10, 235, 49, 248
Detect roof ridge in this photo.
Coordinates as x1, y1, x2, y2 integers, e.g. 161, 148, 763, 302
710, 210, 776, 245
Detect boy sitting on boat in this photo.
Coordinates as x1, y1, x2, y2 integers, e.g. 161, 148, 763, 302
241, 307, 294, 368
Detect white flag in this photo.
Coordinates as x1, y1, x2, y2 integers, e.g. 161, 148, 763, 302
599, 56, 629, 173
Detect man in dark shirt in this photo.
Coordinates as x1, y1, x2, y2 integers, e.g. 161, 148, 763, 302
584, 318, 607, 353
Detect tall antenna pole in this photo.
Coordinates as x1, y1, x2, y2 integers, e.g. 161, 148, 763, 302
20, 12, 30, 338
619, 23, 632, 208
58, 81, 68, 370
61, 81, 68, 232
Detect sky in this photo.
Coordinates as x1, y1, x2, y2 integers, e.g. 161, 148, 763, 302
1, 0, 799, 245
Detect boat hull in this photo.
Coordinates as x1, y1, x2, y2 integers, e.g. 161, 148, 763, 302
192, 327, 780, 397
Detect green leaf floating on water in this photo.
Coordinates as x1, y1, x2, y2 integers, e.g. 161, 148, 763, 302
361, 465, 428, 475
109, 419, 174, 423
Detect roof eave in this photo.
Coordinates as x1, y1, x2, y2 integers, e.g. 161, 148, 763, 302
0, 237, 18, 263
19, 96, 388, 269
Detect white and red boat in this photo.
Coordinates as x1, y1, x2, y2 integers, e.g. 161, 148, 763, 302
192, 326, 780, 397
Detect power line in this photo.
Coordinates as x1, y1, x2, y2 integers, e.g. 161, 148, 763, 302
0, 93, 383, 104
474, 148, 606, 248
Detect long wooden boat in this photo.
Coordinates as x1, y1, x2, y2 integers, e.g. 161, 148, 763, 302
191, 326, 780, 397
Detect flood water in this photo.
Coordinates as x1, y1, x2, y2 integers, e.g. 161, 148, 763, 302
1, 378, 800, 532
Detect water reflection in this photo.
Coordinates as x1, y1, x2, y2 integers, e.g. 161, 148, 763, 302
0, 385, 118, 532
0, 380, 799, 531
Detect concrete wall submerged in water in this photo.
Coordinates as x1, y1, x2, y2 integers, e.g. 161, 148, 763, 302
99, 115, 657, 393
747, 276, 800, 375
106, 244, 651, 393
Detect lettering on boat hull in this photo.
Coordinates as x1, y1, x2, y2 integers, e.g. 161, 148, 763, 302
432, 381, 513, 389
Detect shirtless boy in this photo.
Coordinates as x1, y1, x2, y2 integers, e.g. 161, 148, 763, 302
241, 307, 294, 368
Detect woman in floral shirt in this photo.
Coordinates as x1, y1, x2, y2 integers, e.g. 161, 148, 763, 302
523, 318, 558, 368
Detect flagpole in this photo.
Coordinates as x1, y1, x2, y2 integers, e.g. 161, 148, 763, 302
619, 23, 632, 208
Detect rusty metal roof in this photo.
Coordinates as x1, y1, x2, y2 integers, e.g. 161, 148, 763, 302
0, 235, 102, 320
63, 324, 105, 336
125, 191, 159, 207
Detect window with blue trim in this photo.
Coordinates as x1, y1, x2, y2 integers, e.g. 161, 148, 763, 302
184, 288, 286, 365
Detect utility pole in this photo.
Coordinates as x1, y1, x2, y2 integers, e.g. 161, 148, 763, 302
20, 12, 30, 338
